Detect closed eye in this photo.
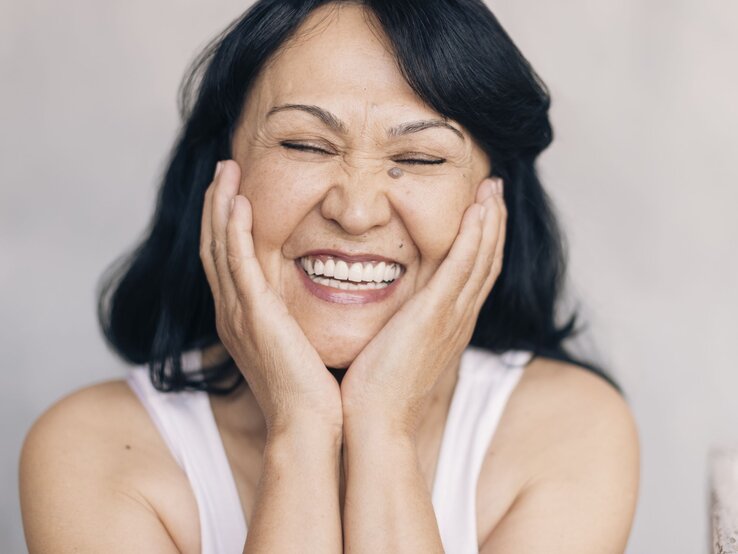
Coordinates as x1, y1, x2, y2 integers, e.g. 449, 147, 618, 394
281, 142, 330, 155
280, 142, 446, 165
394, 157, 446, 166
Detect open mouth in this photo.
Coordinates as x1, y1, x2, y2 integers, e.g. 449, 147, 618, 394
297, 255, 404, 291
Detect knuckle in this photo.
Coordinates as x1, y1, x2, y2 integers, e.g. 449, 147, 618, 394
214, 314, 229, 341
216, 302, 241, 335
226, 251, 243, 274
225, 302, 241, 325
209, 238, 221, 261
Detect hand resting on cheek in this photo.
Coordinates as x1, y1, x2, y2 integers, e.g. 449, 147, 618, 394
200, 159, 343, 437
340, 175, 506, 436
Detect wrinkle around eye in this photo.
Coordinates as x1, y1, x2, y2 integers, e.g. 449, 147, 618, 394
282, 142, 448, 165
269, 134, 473, 170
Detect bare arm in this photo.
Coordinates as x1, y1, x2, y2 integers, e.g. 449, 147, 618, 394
341, 423, 444, 554
243, 424, 343, 554
479, 368, 641, 553
19, 386, 182, 553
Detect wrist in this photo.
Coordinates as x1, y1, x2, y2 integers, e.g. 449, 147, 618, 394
342, 413, 416, 447
267, 410, 343, 443
266, 420, 343, 453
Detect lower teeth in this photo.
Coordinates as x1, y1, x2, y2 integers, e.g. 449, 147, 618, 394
308, 274, 391, 290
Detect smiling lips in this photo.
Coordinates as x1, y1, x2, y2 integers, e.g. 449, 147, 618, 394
299, 255, 402, 291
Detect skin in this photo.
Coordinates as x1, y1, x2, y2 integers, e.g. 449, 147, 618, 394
19, 3, 640, 553
229, 4, 492, 372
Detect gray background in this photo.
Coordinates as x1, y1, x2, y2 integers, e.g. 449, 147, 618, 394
2, 0, 737, 552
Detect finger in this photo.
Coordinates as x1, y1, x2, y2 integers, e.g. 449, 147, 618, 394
423, 197, 486, 305
199, 169, 220, 299
460, 178, 505, 308
226, 194, 272, 306
473, 183, 508, 315
210, 160, 241, 303
475, 176, 496, 204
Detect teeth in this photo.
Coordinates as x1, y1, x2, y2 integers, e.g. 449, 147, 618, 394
324, 258, 335, 278
348, 262, 364, 282
300, 255, 402, 285
333, 260, 347, 280
362, 263, 374, 282
313, 258, 324, 276
372, 261, 386, 283
309, 274, 389, 290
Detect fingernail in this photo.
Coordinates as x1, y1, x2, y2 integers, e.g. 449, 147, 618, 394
214, 161, 223, 179
229, 197, 235, 213
496, 179, 504, 196
479, 205, 487, 220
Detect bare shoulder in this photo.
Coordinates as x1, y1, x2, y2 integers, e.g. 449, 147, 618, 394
512, 356, 638, 447
480, 357, 640, 553
19, 378, 198, 553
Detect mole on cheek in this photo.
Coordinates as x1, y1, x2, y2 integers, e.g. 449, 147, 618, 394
388, 167, 404, 179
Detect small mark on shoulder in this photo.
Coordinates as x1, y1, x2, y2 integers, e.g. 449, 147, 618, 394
124, 444, 131, 450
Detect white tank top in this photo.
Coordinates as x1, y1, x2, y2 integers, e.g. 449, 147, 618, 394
126, 345, 532, 554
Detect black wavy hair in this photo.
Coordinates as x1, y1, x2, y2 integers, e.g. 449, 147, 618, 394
97, 0, 623, 397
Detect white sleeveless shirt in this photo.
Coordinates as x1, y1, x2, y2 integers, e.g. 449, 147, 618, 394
126, 345, 532, 554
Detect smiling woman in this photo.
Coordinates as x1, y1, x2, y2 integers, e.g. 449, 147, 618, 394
19, 1, 639, 553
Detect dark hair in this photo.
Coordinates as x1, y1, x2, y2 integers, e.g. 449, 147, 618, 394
97, 0, 623, 397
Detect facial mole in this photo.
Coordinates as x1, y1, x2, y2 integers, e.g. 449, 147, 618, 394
388, 167, 404, 179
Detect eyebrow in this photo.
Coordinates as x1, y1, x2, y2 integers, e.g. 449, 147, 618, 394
266, 103, 465, 142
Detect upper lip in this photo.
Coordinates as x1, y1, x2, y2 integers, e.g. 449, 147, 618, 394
298, 249, 403, 267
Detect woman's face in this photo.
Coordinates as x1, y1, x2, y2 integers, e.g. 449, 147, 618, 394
231, 3, 491, 368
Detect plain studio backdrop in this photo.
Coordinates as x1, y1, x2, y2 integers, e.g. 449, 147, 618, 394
2, 1, 737, 552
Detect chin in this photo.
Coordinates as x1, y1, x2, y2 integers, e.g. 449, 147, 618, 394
311, 332, 372, 369
317, 343, 362, 369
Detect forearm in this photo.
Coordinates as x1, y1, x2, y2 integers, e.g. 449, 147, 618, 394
243, 426, 343, 554
341, 423, 444, 554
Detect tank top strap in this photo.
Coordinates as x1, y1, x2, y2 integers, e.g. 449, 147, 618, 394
125, 351, 247, 554
431, 346, 533, 553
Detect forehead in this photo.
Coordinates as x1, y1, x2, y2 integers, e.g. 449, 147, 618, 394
248, 3, 435, 118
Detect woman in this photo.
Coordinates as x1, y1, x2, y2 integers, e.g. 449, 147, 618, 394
19, 1, 640, 552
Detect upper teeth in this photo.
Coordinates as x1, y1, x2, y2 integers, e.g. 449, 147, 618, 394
300, 256, 402, 283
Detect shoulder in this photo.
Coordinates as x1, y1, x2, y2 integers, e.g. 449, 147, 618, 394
20, 379, 159, 471
513, 355, 636, 438
480, 356, 640, 553
515, 356, 638, 464
20, 380, 148, 475
19, 378, 198, 552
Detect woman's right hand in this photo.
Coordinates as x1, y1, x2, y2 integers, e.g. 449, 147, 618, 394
199, 160, 343, 439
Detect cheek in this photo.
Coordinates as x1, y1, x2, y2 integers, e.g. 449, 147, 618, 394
237, 154, 321, 252
395, 183, 470, 264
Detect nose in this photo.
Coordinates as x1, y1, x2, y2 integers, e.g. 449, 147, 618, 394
319, 169, 392, 235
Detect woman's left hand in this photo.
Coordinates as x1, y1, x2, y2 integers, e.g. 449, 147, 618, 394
340, 177, 507, 437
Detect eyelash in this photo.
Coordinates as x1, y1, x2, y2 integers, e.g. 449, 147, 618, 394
280, 142, 446, 165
